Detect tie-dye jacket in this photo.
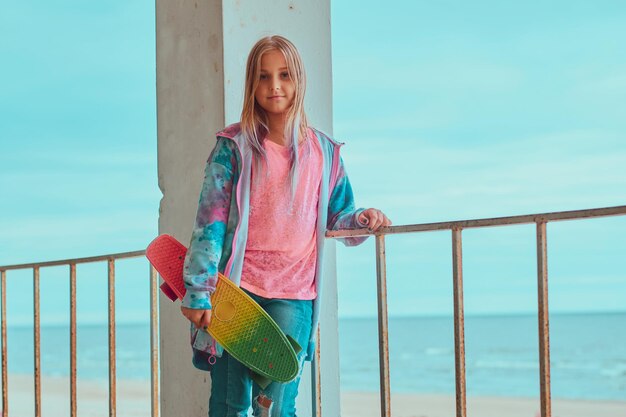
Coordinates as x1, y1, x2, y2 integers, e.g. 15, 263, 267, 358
182, 122, 368, 370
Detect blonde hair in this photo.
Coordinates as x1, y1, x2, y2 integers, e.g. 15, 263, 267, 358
240, 35, 309, 199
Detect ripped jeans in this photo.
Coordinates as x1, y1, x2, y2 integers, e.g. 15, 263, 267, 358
208, 290, 313, 417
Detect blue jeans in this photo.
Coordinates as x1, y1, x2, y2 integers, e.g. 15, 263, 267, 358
208, 290, 313, 417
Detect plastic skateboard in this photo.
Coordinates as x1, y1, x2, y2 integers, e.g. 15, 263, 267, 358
146, 234, 301, 386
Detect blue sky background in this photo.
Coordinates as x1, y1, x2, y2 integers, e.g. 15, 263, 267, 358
1, 1, 625, 325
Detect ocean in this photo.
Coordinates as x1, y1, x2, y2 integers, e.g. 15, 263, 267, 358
4, 313, 625, 401
338, 312, 626, 401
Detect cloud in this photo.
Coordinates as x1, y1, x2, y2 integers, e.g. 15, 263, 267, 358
0, 147, 156, 169
342, 128, 626, 223
0, 210, 156, 240
333, 57, 524, 94
0, 209, 158, 266
574, 72, 626, 96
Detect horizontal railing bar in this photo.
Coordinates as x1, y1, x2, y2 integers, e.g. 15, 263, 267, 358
326, 205, 626, 238
4, 206, 624, 271
0, 250, 146, 271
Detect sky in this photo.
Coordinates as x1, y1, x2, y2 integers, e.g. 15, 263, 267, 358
1, 1, 625, 325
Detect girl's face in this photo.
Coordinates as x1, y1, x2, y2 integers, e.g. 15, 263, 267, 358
254, 49, 295, 117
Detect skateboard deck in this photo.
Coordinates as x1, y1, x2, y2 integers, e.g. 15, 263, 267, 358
146, 234, 301, 385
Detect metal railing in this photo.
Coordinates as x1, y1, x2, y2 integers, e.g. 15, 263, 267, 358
0, 251, 160, 417
326, 204, 626, 417
2, 204, 624, 417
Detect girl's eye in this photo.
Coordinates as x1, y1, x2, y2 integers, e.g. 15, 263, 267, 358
259, 72, 289, 80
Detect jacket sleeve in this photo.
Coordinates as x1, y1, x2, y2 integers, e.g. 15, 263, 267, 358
326, 156, 369, 247
181, 137, 237, 309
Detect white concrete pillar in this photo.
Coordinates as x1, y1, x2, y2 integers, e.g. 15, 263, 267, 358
156, 1, 339, 416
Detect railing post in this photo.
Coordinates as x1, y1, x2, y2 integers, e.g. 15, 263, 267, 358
150, 265, 160, 417
33, 267, 41, 417
375, 234, 391, 417
1, 270, 7, 417
451, 227, 467, 417
108, 259, 117, 417
0, 250, 149, 417
70, 263, 77, 417
536, 221, 552, 417
312, 326, 322, 417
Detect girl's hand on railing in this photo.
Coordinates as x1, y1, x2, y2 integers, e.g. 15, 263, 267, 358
180, 306, 212, 329
358, 208, 392, 232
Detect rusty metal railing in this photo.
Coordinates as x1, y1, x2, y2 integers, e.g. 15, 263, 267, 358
2, 204, 624, 417
326, 204, 626, 417
0, 250, 159, 417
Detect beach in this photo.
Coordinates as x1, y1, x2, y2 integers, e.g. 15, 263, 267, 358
6, 374, 625, 416
341, 391, 626, 417
6, 374, 151, 417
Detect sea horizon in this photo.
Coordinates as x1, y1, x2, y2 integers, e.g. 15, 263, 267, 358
3, 312, 625, 401
5, 308, 626, 329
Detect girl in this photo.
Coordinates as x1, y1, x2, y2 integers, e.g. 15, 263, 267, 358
180, 35, 391, 417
